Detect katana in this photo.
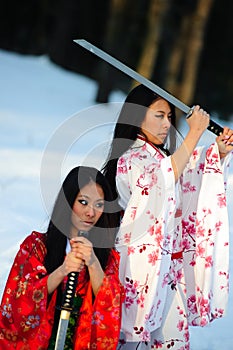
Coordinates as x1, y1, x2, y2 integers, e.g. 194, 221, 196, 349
74, 39, 225, 137
54, 231, 89, 350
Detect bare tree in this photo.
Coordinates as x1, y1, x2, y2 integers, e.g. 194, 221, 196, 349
134, 0, 169, 87
179, 0, 214, 104
165, 0, 214, 108
95, 0, 150, 102
164, 15, 190, 97
95, 0, 126, 102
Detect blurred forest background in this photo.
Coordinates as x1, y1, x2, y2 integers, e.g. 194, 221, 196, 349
1, 0, 233, 120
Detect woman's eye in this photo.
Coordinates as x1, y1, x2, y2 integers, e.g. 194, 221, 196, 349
95, 202, 104, 209
78, 199, 88, 205
155, 114, 172, 120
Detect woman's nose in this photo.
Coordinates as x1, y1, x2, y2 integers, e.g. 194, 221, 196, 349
86, 205, 95, 217
164, 116, 171, 129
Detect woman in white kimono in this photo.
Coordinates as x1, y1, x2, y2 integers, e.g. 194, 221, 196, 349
102, 84, 233, 350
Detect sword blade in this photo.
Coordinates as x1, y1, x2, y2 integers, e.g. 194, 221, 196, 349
54, 310, 70, 350
74, 39, 190, 114
74, 39, 225, 137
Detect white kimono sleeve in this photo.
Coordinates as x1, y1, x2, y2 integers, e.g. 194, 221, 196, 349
182, 143, 231, 326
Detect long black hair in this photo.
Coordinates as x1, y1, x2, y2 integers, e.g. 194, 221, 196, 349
44, 166, 118, 275
102, 84, 178, 199
43, 166, 118, 340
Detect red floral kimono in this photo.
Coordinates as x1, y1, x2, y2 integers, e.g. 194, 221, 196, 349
0, 231, 124, 349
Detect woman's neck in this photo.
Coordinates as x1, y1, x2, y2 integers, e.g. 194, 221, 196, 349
138, 134, 171, 156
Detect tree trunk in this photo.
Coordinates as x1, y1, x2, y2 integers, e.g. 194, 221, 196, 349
132, 0, 169, 88
164, 16, 190, 97
95, 0, 150, 102
164, 0, 214, 124
179, 0, 214, 104
95, 0, 129, 103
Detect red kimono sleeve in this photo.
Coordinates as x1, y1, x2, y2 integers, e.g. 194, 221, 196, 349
74, 249, 125, 350
0, 231, 56, 349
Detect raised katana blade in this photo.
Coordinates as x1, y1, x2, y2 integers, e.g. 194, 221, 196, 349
54, 310, 70, 350
74, 39, 225, 137
74, 39, 190, 114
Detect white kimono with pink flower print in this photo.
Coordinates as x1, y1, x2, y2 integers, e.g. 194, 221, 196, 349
115, 136, 231, 342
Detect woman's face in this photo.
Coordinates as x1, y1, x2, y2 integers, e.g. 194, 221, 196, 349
140, 98, 172, 144
70, 181, 104, 237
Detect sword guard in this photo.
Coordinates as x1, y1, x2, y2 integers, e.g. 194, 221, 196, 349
74, 40, 232, 143
186, 106, 195, 119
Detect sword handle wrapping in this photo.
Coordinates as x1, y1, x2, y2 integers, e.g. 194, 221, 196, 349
208, 120, 233, 145
207, 119, 223, 136
61, 271, 79, 311
61, 230, 89, 311
75, 40, 232, 143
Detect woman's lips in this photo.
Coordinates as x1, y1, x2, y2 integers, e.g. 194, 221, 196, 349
83, 221, 94, 226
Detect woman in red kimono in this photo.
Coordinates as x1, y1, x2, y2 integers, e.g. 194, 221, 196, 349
0, 166, 124, 350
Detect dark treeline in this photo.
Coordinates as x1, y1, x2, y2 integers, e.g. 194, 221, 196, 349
0, 0, 233, 119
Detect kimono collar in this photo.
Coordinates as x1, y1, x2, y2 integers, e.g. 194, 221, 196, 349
137, 134, 170, 157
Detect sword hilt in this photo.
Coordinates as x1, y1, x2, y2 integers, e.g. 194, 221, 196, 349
186, 106, 226, 137
207, 119, 223, 136
74, 40, 232, 145
61, 271, 79, 311
207, 120, 233, 146
61, 230, 89, 311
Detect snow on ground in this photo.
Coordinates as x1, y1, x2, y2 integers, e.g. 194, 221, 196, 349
0, 49, 232, 349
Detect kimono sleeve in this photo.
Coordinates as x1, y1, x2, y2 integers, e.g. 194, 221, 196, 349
0, 231, 54, 343
181, 144, 231, 326
90, 249, 124, 349
74, 249, 124, 350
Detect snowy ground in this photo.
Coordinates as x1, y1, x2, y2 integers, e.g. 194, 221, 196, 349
0, 48, 232, 349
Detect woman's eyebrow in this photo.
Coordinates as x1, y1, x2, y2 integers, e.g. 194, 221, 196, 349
77, 194, 90, 199
154, 110, 165, 113
155, 110, 173, 115
77, 195, 104, 201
